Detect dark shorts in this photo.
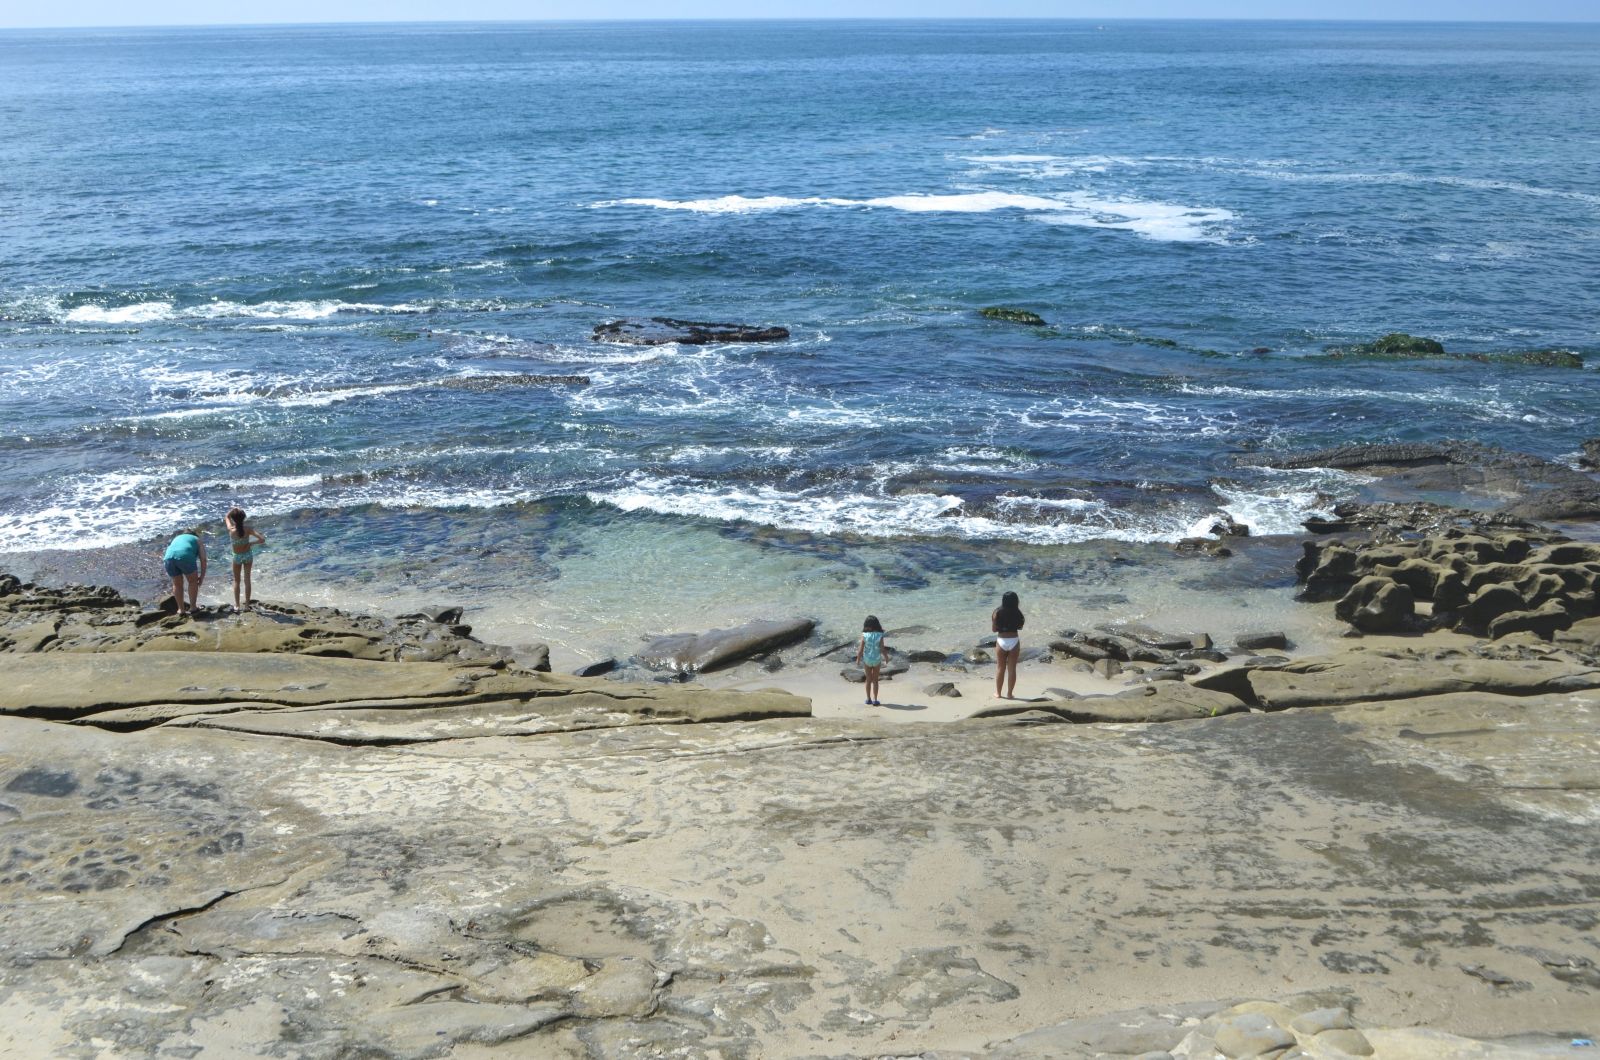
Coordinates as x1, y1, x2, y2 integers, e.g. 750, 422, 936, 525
164, 557, 199, 577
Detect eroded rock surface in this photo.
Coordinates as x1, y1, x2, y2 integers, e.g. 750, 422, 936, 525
4, 685, 1598, 1057
2, 574, 1598, 1057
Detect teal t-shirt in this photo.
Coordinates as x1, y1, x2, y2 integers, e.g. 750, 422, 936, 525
163, 533, 200, 564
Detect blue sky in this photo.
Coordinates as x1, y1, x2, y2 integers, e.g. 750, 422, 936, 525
3, 1, 1595, 29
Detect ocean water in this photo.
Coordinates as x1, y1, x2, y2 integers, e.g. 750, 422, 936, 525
1, 20, 1597, 663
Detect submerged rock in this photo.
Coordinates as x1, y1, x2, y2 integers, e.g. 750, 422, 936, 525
1324, 332, 1446, 358
637, 617, 815, 674
978, 306, 1046, 326
1320, 332, 1582, 368
592, 318, 790, 346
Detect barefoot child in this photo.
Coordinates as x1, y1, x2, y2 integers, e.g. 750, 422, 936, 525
224, 506, 267, 613
856, 615, 887, 706
162, 527, 207, 616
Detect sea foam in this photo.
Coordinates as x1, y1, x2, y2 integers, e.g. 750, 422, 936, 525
596, 189, 1234, 242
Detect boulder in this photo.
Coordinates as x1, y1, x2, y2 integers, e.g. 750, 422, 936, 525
1092, 658, 1122, 680
516, 644, 552, 672
905, 649, 948, 663
1462, 585, 1527, 630
1488, 602, 1573, 642
1297, 542, 1361, 601
1235, 631, 1289, 652
1334, 576, 1415, 634
638, 618, 815, 674
924, 682, 961, 698
1211, 1011, 1296, 1057
592, 318, 789, 346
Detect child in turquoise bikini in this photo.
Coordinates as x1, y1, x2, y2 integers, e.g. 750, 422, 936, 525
856, 615, 887, 706
224, 506, 267, 613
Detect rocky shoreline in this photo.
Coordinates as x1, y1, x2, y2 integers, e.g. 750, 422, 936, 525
3, 480, 1600, 1056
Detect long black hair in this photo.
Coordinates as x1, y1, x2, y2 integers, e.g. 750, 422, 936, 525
226, 506, 246, 537
863, 615, 884, 633
994, 591, 1024, 631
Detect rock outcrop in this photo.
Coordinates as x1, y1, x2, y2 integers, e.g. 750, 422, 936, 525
592, 318, 790, 345
1244, 441, 1600, 525
1298, 530, 1600, 640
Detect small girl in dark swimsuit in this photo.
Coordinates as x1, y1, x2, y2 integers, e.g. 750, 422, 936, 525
992, 590, 1024, 699
224, 506, 267, 613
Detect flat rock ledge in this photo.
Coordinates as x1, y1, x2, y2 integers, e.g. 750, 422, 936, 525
2, 572, 1598, 1056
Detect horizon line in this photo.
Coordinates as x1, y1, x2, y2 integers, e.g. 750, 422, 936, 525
5, 15, 1600, 31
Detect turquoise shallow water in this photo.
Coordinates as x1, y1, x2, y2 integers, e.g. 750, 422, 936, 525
1, 20, 1597, 658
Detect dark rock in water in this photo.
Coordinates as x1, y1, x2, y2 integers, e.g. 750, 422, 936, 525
1319, 334, 1581, 369
1489, 602, 1573, 641
965, 648, 993, 664
437, 374, 589, 391
1581, 438, 1600, 470
572, 658, 618, 678
593, 318, 789, 346
906, 649, 948, 663
924, 682, 961, 698
1208, 514, 1250, 538
1497, 349, 1583, 369
976, 635, 998, 648
978, 306, 1046, 326
1324, 332, 1446, 359
638, 617, 815, 674
1302, 515, 1350, 534
1335, 576, 1415, 634
399, 606, 465, 626
1174, 537, 1233, 558
1235, 631, 1289, 652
